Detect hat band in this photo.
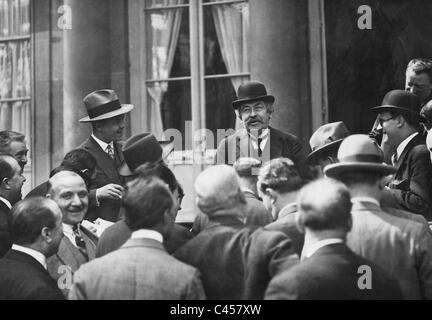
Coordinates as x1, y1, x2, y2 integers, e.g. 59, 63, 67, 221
88, 100, 122, 119
339, 154, 383, 163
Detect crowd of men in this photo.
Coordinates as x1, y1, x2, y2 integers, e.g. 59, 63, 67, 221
1, 58, 432, 300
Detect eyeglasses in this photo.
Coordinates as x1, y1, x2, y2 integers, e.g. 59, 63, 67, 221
378, 116, 397, 126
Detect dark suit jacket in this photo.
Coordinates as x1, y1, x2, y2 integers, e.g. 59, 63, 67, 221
79, 137, 124, 222
70, 238, 206, 300
264, 205, 304, 256
96, 220, 194, 258
386, 133, 432, 219
0, 250, 64, 300
265, 243, 402, 300
47, 229, 96, 297
0, 201, 11, 258
174, 215, 299, 300
215, 127, 309, 176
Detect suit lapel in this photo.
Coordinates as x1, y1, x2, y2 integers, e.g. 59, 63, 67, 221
55, 237, 83, 272
395, 133, 424, 170
84, 137, 120, 182
81, 230, 97, 260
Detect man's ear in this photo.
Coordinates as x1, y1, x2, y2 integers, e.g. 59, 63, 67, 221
1, 177, 10, 190
235, 109, 242, 121
265, 188, 278, 203
41, 227, 53, 244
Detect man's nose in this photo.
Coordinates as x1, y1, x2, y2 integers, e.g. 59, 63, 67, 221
71, 194, 81, 205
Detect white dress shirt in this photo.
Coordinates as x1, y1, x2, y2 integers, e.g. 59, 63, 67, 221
131, 229, 163, 243
11, 244, 47, 270
91, 134, 114, 155
0, 197, 12, 210
62, 223, 80, 248
249, 128, 269, 152
393, 132, 418, 164
301, 238, 344, 260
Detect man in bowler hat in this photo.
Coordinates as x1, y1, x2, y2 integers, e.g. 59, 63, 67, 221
371, 90, 432, 219
78, 89, 134, 222
215, 81, 308, 175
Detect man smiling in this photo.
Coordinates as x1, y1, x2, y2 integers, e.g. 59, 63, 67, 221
215, 81, 308, 172
46, 171, 96, 297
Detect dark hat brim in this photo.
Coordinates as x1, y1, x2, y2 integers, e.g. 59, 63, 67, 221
371, 105, 425, 122
232, 95, 275, 109
79, 104, 134, 123
324, 162, 397, 178
307, 139, 344, 164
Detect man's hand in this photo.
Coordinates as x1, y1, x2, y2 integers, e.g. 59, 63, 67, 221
96, 184, 124, 202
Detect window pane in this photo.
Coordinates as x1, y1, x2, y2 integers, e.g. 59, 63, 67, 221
205, 78, 238, 135
147, 80, 192, 140
203, 2, 250, 76
0, 0, 30, 37
145, 0, 189, 9
146, 7, 190, 79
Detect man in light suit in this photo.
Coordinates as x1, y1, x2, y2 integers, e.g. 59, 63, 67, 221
215, 81, 309, 177
69, 176, 206, 300
265, 179, 402, 300
174, 165, 299, 300
0, 155, 26, 258
325, 134, 432, 299
78, 89, 134, 222
46, 171, 96, 297
0, 197, 65, 300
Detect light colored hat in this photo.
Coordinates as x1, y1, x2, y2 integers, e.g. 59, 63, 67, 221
79, 89, 134, 123
307, 122, 350, 164
324, 134, 397, 178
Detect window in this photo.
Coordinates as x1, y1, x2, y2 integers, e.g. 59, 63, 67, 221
0, 0, 32, 191
142, 0, 250, 147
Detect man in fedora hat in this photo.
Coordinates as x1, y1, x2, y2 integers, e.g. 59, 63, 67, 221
78, 89, 134, 222
324, 134, 432, 299
118, 133, 173, 178
371, 90, 432, 219
215, 81, 308, 175
307, 121, 350, 178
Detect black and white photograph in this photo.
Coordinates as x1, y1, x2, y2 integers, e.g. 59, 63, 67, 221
0, 0, 432, 308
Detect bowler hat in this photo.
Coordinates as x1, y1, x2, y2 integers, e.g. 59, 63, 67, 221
232, 81, 275, 110
118, 133, 172, 177
324, 134, 396, 178
371, 90, 424, 123
79, 89, 134, 123
307, 122, 350, 164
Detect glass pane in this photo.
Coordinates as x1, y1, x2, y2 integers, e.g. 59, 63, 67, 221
146, 7, 190, 79
205, 78, 238, 135
147, 80, 192, 141
203, 2, 250, 76
145, 0, 189, 9
0, 0, 30, 37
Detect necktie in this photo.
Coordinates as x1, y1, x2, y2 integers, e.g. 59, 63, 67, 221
106, 144, 115, 160
73, 224, 89, 261
257, 136, 263, 157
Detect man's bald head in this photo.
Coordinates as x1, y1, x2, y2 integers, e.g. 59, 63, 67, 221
47, 171, 89, 225
195, 165, 245, 216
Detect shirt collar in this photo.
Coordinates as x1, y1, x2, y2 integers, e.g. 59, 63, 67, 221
12, 244, 47, 270
278, 202, 298, 219
351, 197, 380, 207
131, 229, 163, 243
302, 238, 344, 260
396, 132, 418, 159
91, 134, 114, 152
248, 128, 269, 140
0, 197, 11, 210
